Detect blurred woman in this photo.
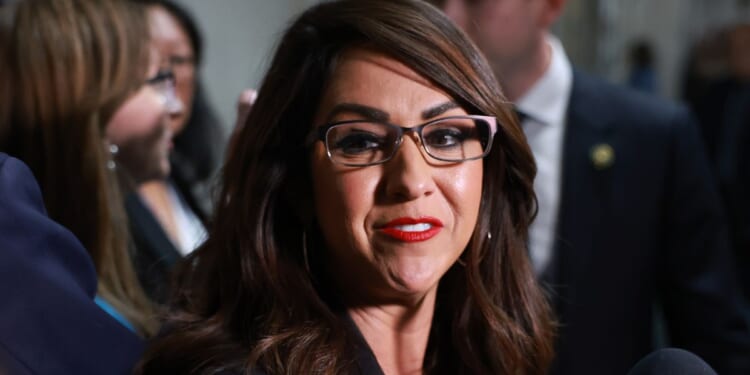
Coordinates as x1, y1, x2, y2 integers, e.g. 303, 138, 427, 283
137, 0, 554, 373
128, 0, 224, 301
0, 0, 182, 337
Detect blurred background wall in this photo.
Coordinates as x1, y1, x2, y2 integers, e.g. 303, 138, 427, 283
176, 0, 750, 132
175, 0, 316, 131
557, 0, 750, 97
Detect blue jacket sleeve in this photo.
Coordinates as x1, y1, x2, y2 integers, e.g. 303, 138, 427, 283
0, 153, 144, 375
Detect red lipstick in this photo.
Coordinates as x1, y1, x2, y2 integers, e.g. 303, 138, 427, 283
379, 217, 443, 242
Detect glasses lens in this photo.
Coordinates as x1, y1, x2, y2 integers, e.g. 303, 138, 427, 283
326, 122, 398, 166
423, 117, 491, 161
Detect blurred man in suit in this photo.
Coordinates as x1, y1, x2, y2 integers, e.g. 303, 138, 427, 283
0, 153, 143, 374
428, 0, 750, 374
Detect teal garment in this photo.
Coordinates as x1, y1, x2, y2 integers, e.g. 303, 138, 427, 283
95, 296, 136, 333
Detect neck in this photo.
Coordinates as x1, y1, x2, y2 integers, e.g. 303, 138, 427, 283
348, 291, 436, 375
497, 37, 552, 102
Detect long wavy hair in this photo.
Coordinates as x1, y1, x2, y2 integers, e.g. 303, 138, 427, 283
0, 0, 157, 336
138, 0, 554, 373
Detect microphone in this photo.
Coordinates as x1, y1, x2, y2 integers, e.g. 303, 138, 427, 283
627, 348, 717, 375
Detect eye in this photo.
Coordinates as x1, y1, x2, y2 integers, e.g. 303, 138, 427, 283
331, 132, 385, 155
424, 127, 466, 148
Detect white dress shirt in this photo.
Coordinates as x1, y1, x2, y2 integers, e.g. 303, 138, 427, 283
166, 181, 207, 255
516, 34, 573, 275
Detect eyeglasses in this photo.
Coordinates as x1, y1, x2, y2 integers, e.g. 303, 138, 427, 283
314, 115, 498, 167
145, 69, 180, 112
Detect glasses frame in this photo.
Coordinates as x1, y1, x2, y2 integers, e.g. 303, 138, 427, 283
314, 115, 498, 167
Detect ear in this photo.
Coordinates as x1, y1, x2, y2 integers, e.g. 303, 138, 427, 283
539, 0, 567, 28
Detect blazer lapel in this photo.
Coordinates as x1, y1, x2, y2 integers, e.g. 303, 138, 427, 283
548, 71, 617, 316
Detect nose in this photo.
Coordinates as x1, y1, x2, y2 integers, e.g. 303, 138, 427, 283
166, 94, 183, 119
383, 135, 436, 201
162, 82, 183, 119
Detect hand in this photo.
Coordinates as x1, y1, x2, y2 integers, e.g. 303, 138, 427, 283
228, 89, 257, 157
235, 89, 257, 131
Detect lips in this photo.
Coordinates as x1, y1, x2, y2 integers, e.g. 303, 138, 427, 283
378, 217, 443, 242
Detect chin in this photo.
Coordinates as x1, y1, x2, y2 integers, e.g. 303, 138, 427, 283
386, 258, 447, 298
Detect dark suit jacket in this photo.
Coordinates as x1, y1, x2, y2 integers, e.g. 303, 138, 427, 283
547, 72, 750, 375
691, 78, 750, 301
0, 153, 143, 374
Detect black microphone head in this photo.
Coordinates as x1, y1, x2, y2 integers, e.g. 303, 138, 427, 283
627, 348, 717, 375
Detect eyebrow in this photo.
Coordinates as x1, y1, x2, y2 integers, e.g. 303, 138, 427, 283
421, 101, 459, 120
325, 101, 460, 124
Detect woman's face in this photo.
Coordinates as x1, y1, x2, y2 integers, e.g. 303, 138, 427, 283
148, 5, 195, 134
106, 50, 178, 184
310, 48, 483, 304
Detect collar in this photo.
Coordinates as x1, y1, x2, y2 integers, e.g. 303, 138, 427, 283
516, 34, 573, 127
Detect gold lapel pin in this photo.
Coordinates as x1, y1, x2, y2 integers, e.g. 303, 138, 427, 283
590, 143, 615, 170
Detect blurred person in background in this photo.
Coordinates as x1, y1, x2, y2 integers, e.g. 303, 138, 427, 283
136, 0, 556, 373
430, 0, 750, 374
129, 0, 225, 302
627, 39, 659, 94
685, 23, 750, 305
0, 0, 182, 338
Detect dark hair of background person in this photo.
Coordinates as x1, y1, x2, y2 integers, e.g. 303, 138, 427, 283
133, 0, 223, 186
0, 0, 157, 336
136, 0, 555, 374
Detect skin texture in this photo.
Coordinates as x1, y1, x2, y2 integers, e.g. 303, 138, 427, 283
147, 5, 195, 134
310, 48, 483, 374
441, 0, 565, 100
106, 51, 176, 185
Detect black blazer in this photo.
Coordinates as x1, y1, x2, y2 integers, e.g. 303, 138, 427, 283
0, 153, 143, 374
128, 160, 211, 302
546, 72, 750, 375
127, 192, 183, 302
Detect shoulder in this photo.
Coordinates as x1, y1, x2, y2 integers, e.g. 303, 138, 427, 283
568, 71, 701, 152
0, 151, 98, 299
0, 153, 42, 204
570, 70, 692, 129
0, 153, 52, 235
0, 153, 144, 374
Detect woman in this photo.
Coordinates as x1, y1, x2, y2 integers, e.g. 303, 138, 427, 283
0, 0, 180, 337
138, 0, 554, 373
128, 0, 224, 301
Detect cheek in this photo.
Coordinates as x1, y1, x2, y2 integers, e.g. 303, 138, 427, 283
441, 161, 483, 228
311, 146, 379, 245
176, 79, 194, 110
107, 87, 166, 145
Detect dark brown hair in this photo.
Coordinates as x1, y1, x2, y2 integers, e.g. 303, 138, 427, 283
138, 0, 554, 373
0, 0, 157, 336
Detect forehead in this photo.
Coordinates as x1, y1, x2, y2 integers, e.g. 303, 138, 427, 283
148, 5, 191, 45
316, 48, 457, 122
